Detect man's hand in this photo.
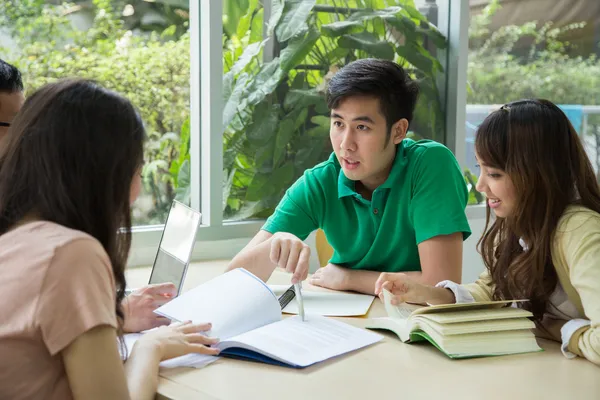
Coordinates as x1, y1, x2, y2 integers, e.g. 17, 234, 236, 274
309, 263, 351, 291
122, 283, 177, 333
269, 232, 311, 284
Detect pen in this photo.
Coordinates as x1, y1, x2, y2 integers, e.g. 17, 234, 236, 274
293, 282, 305, 321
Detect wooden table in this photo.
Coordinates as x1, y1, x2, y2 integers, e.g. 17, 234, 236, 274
126, 262, 600, 400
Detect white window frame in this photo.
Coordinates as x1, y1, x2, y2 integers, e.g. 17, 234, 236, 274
128, 0, 483, 267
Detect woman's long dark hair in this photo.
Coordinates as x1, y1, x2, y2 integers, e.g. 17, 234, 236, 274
476, 99, 600, 320
0, 79, 145, 325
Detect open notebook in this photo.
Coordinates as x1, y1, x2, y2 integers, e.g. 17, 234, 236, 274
365, 289, 542, 359
152, 269, 382, 368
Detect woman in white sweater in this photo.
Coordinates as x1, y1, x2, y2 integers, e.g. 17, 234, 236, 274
376, 99, 600, 366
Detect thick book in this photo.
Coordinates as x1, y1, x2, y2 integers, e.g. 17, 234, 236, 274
153, 268, 382, 368
365, 289, 542, 359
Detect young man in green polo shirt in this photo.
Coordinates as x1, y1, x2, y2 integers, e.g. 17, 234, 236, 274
227, 58, 471, 295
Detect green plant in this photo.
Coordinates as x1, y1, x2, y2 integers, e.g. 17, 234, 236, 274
464, 169, 484, 206
1, 0, 191, 224
468, 0, 600, 186
221, 0, 448, 220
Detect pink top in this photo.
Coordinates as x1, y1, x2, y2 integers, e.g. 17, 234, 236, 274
0, 221, 117, 400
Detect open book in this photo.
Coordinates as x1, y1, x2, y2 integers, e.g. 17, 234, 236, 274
153, 269, 382, 368
365, 289, 542, 359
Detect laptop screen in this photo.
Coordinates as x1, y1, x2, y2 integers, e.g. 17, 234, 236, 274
148, 201, 201, 295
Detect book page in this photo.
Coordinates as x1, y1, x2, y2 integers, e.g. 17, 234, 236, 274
269, 285, 375, 316
382, 289, 421, 320
419, 307, 533, 324
154, 268, 282, 339
411, 299, 527, 316
221, 315, 382, 367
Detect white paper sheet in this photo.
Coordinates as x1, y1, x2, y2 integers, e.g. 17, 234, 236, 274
155, 269, 282, 339
270, 285, 375, 316
120, 333, 219, 369
222, 315, 383, 367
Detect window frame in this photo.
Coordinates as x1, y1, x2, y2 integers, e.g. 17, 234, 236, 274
128, 0, 476, 266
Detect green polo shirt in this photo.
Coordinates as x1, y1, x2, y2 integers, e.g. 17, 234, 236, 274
262, 139, 471, 273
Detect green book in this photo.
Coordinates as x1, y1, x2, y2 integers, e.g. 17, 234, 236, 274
365, 290, 543, 359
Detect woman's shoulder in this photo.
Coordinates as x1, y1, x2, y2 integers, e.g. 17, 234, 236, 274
0, 220, 106, 265
556, 205, 600, 235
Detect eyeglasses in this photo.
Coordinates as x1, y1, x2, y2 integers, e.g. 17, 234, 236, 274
0, 122, 10, 127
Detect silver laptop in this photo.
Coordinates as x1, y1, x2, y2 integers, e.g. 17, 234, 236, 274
144, 200, 202, 296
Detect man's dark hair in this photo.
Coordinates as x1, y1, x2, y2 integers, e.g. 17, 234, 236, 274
0, 59, 24, 93
326, 58, 419, 136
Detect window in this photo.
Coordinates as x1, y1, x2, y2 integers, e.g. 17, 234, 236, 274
466, 0, 600, 200
221, 0, 451, 221
0, 0, 191, 225
2, 0, 467, 264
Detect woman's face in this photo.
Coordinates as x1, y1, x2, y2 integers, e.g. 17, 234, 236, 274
475, 154, 517, 218
129, 167, 143, 205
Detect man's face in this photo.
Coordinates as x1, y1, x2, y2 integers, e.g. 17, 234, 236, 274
329, 95, 407, 190
0, 91, 25, 143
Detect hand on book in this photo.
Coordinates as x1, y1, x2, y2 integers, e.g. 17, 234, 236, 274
375, 273, 433, 305
135, 321, 221, 361
270, 232, 311, 284
122, 282, 177, 333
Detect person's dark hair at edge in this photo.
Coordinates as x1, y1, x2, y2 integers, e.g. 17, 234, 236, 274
0, 59, 24, 93
326, 58, 420, 140
475, 98, 600, 321
0, 79, 145, 325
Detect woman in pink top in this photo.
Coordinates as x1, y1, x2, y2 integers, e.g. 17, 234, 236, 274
0, 79, 220, 399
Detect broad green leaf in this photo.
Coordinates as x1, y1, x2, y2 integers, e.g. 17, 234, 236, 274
326, 46, 351, 64
347, 7, 400, 22
306, 125, 329, 138
255, 139, 276, 169
276, 0, 317, 42
338, 31, 394, 60
231, 40, 265, 75
418, 21, 447, 49
400, 4, 426, 22
267, 0, 284, 37
383, 14, 417, 42
396, 44, 434, 75
293, 108, 308, 131
236, 3, 255, 40
223, 70, 234, 110
246, 103, 280, 146
226, 200, 264, 221
250, 8, 264, 44
245, 58, 285, 106
245, 172, 269, 201
174, 159, 191, 204
273, 117, 294, 167
223, 73, 249, 131
290, 72, 306, 89
284, 88, 325, 111
270, 162, 295, 191
228, 98, 252, 132
311, 115, 330, 128
280, 27, 320, 72
321, 20, 364, 37
222, 168, 236, 211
